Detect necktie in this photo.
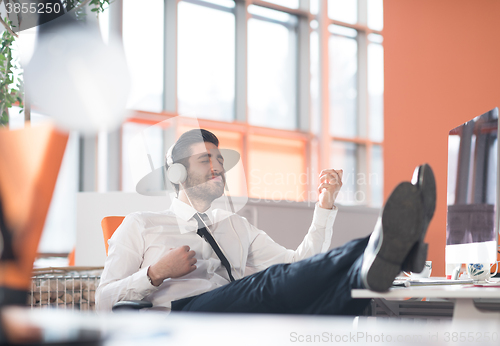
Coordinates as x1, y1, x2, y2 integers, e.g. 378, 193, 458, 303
193, 213, 235, 282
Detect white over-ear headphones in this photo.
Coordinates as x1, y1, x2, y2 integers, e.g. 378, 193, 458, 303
166, 144, 187, 185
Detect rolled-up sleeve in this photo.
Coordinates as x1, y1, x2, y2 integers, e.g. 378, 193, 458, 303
246, 203, 338, 271
96, 215, 159, 311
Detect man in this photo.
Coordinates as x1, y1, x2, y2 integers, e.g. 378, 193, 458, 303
96, 129, 435, 315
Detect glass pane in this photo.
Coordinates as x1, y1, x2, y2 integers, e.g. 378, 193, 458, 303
122, 122, 165, 192
38, 131, 79, 254
368, 0, 384, 31
8, 106, 24, 129
370, 145, 384, 207
330, 141, 358, 204
123, 0, 163, 112
368, 33, 383, 43
17, 26, 37, 66
260, 0, 299, 9
368, 43, 384, 142
310, 0, 319, 15
328, 0, 357, 24
248, 135, 306, 201
329, 35, 358, 137
178, 2, 235, 121
98, 6, 109, 44
248, 17, 297, 130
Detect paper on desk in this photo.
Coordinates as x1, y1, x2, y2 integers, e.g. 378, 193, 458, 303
392, 277, 474, 287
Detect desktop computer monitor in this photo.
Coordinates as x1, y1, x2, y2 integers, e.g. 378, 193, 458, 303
446, 107, 499, 265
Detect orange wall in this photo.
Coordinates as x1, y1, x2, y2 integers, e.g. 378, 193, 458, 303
384, 0, 500, 276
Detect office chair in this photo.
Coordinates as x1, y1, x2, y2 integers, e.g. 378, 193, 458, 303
101, 216, 125, 256
101, 216, 153, 311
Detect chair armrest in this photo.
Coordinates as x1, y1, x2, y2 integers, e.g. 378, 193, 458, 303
112, 300, 153, 312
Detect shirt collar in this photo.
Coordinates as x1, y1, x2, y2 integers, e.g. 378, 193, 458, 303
170, 198, 214, 227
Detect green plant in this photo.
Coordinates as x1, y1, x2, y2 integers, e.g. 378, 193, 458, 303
62, 0, 112, 20
0, 19, 22, 127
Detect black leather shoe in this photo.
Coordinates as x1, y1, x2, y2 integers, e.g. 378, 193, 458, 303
401, 164, 436, 273
361, 182, 423, 292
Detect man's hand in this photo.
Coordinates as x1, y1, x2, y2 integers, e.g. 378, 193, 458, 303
147, 246, 197, 286
318, 169, 343, 209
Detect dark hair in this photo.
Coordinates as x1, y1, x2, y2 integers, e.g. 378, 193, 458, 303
167, 129, 219, 193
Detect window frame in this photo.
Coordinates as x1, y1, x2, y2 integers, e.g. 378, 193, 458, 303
98, 0, 384, 206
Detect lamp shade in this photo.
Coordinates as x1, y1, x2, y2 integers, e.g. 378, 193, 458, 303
24, 19, 130, 134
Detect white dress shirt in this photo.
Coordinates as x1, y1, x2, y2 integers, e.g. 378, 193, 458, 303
96, 198, 338, 312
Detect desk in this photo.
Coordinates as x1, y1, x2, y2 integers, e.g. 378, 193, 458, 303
352, 285, 500, 321
5, 307, 500, 345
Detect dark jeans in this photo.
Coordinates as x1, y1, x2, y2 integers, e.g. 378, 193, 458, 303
171, 236, 371, 315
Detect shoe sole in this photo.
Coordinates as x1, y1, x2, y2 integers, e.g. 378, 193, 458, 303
403, 164, 436, 273
364, 182, 423, 292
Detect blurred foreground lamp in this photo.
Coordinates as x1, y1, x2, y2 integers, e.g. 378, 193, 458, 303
24, 13, 130, 134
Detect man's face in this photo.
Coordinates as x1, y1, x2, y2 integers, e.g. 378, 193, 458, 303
183, 142, 225, 202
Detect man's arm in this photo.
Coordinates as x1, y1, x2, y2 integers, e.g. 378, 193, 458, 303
96, 215, 197, 311
245, 169, 342, 271
96, 215, 156, 311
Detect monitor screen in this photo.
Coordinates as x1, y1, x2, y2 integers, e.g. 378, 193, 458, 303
446, 107, 499, 263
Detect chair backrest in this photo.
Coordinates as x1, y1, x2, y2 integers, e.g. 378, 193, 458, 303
101, 216, 125, 255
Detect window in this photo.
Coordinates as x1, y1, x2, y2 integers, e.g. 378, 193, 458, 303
248, 135, 306, 201
122, 0, 164, 112
325, 0, 384, 206
328, 0, 357, 24
329, 25, 358, 138
178, 1, 235, 121
247, 5, 297, 130
112, 0, 384, 206
18, 0, 384, 261
122, 121, 166, 192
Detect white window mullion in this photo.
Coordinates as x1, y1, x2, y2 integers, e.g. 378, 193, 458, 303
235, 0, 250, 195
235, 0, 249, 123
317, 0, 330, 173
297, 5, 310, 132
164, 0, 179, 113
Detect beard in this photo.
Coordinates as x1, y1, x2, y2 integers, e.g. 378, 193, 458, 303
184, 172, 225, 203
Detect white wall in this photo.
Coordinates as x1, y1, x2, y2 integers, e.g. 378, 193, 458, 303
75, 192, 172, 266
76, 192, 380, 266
241, 199, 379, 250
